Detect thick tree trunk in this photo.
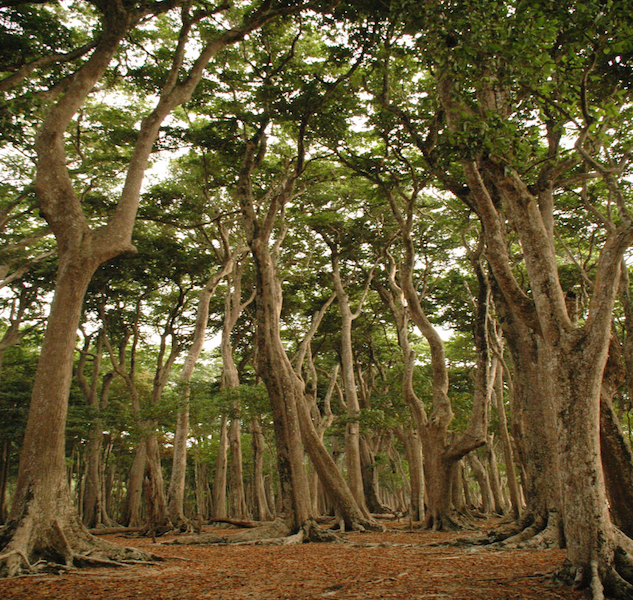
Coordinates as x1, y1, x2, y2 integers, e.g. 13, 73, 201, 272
451, 135, 633, 592
1, 0, 315, 573
228, 418, 249, 519
600, 394, 633, 539
122, 440, 147, 528
1, 260, 147, 574
396, 427, 425, 521
554, 338, 621, 589
491, 282, 562, 546
141, 433, 170, 536
598, 338, 633, 539
422, 429, 458, 530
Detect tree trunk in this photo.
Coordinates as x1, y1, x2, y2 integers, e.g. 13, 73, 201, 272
599, 338, 633, 539
490, 281, 562, 548
359, 436, 386, 514
228, 418, 249, 519
466, 453, 493, 515
324, 244, 373, 518
221, 259, 253, 521
1, 1, 316, 573
82, 423, 105, 528
238, 124, 376, 535
213, 417, 229, 520
1, 259, 147, 574
167, 403, 190, 527
492, 353, 521, 519
379, 189, 491, 530
124, 440, 147, 528
0, 440, 9, 524
141, 432, 169, 535
396, 427, 425, 522
485, 437, 506, 515
251, 418, 274, 522
167, 257, 233, 528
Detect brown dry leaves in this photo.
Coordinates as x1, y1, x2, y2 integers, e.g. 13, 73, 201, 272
0, 523, 590, 600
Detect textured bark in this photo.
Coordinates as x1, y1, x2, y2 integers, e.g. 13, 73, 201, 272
447, 114, 633, 591
493, 286, 560, 524
599, 340, 633, 539
122, 440, 147, 528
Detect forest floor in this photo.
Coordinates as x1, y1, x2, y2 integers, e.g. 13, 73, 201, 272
0, 518, 590, 600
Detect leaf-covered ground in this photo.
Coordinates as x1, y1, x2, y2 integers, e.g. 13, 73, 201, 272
0, 521, 590, 599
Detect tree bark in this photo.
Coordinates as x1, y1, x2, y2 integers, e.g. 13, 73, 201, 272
251, 418, 274, 522
599, 339, 633, 539
212, 417, 229, 520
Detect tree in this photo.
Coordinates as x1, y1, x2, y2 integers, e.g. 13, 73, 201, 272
0, 0, 326, 574
403, 0, 633, 593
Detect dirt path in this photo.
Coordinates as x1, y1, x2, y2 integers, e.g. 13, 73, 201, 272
0, 523, 590, 599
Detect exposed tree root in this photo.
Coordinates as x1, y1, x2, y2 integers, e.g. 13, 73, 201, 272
423, 511, 476, 532
209, 517, 271, 529
163, 517, 345, 547
553, 544, 633, 600
0, 513, 157, 578
88, 527, 143, 536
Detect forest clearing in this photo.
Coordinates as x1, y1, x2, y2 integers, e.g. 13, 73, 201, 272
0, 521, 591, 600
